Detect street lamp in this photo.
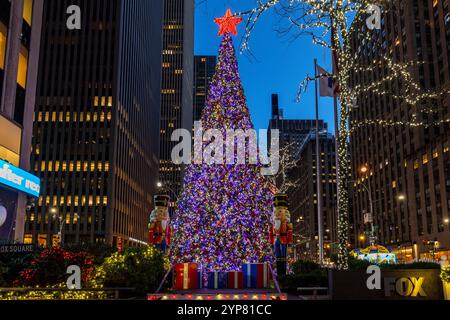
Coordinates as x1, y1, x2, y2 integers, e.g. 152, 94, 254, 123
359, 165, 369, 174
51, 209, 79, 247
397, 194, 406, 201
156, 182, 178, 198
357, 165, 376, 245
444, 218, 450, 225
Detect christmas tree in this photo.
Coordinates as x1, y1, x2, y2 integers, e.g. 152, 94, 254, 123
170, 10, 274, 272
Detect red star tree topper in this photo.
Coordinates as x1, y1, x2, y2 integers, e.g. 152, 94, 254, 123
214, 9, 243, 36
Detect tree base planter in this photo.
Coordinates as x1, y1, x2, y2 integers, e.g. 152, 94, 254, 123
443, 282, 450, 300
330, 269, 444, 300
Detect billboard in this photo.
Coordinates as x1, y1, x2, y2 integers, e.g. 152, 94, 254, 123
0, 187, 18, 242
0, 159, 40, 197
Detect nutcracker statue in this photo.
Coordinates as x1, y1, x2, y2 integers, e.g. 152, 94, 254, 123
269, 194, 293, 275
148, 195, 171, 253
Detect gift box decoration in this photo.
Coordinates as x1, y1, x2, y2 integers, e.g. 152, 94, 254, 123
198, 268, 205, 289
227, 271, 244, 289
207, 272, 228, 289
242, 263, 270, 289
173, 263, 198, 290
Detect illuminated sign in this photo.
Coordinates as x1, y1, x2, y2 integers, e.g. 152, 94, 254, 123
0, 160, 40, 197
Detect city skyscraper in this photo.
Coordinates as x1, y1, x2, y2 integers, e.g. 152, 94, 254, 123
350, 0, 450, 261
0, 0, 43, 243
267, 95, 336, 262
288, 131, 337, 262
193, 55, 216, 122
158, 0, 194, 208
27, 0, 163, 247
271, 94, 283, 120
268, 117, 327, 152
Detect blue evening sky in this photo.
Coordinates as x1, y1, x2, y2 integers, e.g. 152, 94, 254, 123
194, 0, 336, 133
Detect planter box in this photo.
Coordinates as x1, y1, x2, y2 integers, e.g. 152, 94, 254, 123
330, 269, 443, 300
443, 281, 450, 300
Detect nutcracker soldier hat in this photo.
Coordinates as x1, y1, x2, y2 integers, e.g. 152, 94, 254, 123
154, 195, 170, 208
274, 194, 289, 209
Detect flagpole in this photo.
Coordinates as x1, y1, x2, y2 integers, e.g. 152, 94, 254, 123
314, 58, 324, 265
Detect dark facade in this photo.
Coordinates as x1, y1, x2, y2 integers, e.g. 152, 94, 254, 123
350, 0, 450, 261
27, 0, 163, 247
268, 117, 327, 152
158, 0, 194, 210
271, 94, 283, 120
193, 55, 216, 122
288, 131, 337, 263
0, 0, 43, 243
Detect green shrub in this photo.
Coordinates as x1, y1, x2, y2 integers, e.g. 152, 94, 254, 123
291, 260, 321, 274
441, 266, 450, 283
347, 254, 440, 270
62, 244, 117, 265
0, 251, 40, 287
94, 246, 168, 296
14, 247, 94, 287
348, 255, 372, 270
0, 262, 7, 287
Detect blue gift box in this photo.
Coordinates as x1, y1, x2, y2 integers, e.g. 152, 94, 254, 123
242, 263, 270, 288
198, 270, 205, 289
207, 272, 228, 289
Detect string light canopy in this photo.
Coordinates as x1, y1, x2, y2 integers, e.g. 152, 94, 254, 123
233, 0, 450, 271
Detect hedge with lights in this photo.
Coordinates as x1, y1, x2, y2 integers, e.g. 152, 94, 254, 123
93, 246, 169, 295
14, 247, 94, 288
441, 266, 450, 283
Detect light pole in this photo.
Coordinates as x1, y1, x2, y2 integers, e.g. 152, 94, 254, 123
156, 182, 179, 219
156, 182, 179, 202
357, 165, 406, 247
358, 165, 376, 245
50, 208, 64, 246
51, 208, 78, 246
294, 216, 309, 261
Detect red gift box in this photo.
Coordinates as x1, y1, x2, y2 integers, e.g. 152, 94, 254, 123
227, 271, 243, 289
173, 263, 198, 290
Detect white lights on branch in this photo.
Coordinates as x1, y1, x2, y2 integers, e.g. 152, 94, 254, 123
236, 0, 449, 270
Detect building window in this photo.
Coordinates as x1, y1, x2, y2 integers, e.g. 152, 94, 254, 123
17, 45, 28, 88
37, 234, 47, 247
23, 234, 33, 244
23, 0, 33, 26
0, 22, 6, 70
